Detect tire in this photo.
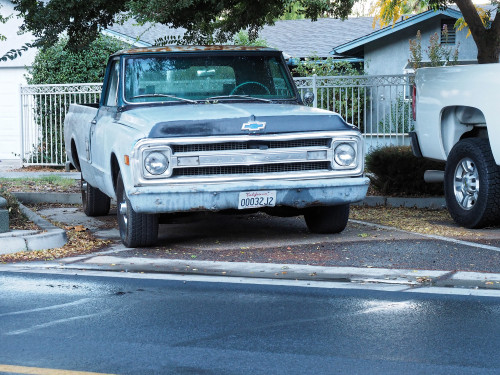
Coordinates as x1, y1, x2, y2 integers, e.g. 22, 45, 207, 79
304, 204, 350, 234
444, 138, 500, 228
116, 173, 158, 247
81, 175, 110, 217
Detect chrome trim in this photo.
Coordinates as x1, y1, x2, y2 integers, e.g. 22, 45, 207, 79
131, 131, 364, 186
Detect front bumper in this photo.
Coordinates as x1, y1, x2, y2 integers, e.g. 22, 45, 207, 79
127, 176, 370, 214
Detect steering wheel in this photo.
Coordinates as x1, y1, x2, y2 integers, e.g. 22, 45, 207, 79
230, 81, 271, 95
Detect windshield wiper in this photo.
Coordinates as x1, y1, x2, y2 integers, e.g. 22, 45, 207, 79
207, 95, 272, 103
129, 94, 198, 104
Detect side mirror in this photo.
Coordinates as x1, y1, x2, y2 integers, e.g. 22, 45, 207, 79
303, 91, 314, 105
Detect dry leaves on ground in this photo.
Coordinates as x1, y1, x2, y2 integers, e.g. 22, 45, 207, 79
350, 206, 480, 238
0, 227, 112, 263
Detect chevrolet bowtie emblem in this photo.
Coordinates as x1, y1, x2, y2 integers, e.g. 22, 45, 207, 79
241, 121, 266, 131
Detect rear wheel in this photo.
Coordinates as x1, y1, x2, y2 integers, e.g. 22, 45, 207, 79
444, 138, 500, 228
304, 204, 350, 234
81, 175, 110, 217
116, 173, 158, 247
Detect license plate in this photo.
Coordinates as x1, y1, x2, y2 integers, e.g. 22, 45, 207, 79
238, 190, 276, 209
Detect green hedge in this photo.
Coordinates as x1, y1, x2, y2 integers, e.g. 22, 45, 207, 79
366, 146, 445, 196
27, 35, 127, 85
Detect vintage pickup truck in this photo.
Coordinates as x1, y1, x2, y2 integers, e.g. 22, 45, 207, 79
411, 63, 500, 228
64, 46, 369, 247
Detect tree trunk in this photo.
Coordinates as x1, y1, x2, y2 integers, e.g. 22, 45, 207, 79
476, 33, 500, 64
454, 0, 500, 64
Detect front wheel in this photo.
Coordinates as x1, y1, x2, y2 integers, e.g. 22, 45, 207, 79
116, 173, 158, 247
444, 138, 500, 228
304, 204, 350, 234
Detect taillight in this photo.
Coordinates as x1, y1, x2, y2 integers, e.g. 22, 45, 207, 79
412, 85, 417, 121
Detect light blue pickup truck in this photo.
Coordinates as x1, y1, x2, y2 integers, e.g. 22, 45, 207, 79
64, 46, 369, 247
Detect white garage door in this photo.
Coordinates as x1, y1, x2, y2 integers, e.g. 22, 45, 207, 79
0, 67, 26, 162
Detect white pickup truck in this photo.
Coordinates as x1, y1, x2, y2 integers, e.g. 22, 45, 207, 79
64, 46, 369, 247
411, 64, 500, 228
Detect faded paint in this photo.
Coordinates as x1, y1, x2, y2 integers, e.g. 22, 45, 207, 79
66, 46, 369, 220
127, 177, 370, 214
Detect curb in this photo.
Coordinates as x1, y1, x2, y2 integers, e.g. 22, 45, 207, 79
0, 204, 67, 255
30, 255, 500, 291
13, 192, 81, 205
355, 196, 446, 209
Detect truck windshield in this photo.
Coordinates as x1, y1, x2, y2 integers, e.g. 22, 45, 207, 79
124, 54, 296, 103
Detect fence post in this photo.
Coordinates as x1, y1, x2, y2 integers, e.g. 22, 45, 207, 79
312, 74, 318, 108
19, 84, 25, 166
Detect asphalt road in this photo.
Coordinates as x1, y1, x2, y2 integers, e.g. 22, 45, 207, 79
1, 271, 499, 375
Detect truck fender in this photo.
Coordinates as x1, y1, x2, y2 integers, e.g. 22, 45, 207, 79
440, 106, 481, 157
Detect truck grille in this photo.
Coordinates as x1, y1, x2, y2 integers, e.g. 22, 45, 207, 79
173, 162, 330, 177
133, 131, 363, 185
172, 138, 330, 153
168, 136, 334, 181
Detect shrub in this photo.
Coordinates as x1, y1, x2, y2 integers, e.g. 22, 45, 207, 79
366, 146, 445, 196
27, 35, 127, 85
0, 189, 28, 228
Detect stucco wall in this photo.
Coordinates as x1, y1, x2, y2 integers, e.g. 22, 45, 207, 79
364, 17, 478, 75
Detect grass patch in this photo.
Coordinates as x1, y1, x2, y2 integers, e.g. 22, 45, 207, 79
0, 176, 78, 192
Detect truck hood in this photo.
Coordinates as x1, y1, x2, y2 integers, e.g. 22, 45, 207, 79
117, 103, 356, 138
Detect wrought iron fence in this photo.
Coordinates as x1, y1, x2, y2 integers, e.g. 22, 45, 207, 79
20, 74, 415, 166
294, 74, 415, 154
20, 83, 102, 166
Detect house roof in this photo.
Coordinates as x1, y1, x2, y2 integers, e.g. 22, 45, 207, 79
332, 8, 463, 56
259, 17, 375, 58
106, 16, 377, 59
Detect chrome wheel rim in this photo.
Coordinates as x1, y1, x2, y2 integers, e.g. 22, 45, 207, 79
119, 201, 128, 229
453, 157, 479, 210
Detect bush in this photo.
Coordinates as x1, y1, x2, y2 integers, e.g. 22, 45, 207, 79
27, 35, 128, 84
0, 189, 28, 228
366, 146, 445, 196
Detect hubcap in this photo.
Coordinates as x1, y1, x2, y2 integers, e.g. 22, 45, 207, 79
81, 181, 88, 192
119, 201, 128, 228
453, 157, 479, 210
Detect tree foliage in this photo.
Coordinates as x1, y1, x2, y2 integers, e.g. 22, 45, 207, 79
13, 0, 356, 51
372, 0, 500, 63
27, 35, 127, 84
0, 3, 31, 62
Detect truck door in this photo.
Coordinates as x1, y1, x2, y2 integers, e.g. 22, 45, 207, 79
90, 59, 120, 186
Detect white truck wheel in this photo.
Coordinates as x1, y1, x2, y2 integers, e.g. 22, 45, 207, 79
444, 138, 500, 228
116, 173, 159, 247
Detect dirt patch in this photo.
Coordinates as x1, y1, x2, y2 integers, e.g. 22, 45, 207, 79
350, 206, 492, 240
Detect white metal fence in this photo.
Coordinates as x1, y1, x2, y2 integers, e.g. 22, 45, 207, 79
20, 83, 102, 166
294, 74, 415, 153
20, 74, 415, 166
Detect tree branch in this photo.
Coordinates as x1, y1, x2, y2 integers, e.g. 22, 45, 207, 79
453, 0, 486, 44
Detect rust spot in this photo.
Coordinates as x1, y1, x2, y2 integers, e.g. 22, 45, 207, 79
113, 45, 276, 57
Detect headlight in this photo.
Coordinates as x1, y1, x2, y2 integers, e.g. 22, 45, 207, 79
334, 143, 356, 167
144, 151, 169, 175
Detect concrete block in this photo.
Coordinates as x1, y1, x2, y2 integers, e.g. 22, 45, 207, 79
0, 196, 9, 233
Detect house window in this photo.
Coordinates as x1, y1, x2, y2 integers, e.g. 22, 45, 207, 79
441, 19, 456, 45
